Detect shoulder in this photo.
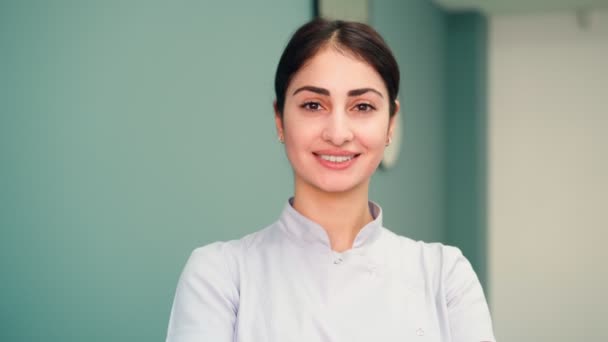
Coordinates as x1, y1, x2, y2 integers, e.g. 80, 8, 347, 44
385, 231, 495, 339
168, 228, 280, 341
383, 230, 479, 292
385, 229, 468, 268
184, 223, 279, 276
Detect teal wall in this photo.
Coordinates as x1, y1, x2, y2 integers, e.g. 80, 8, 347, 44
444, 12, 489, 287
370, 0, 448, 243
371, 3, 489, 288
0, 1, 309, 341
0, 1, 486, 340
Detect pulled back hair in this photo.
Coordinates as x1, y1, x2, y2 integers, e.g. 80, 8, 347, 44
274, 18, 400, 117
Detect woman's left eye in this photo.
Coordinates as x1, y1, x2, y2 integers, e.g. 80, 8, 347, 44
353, 103, 375, 112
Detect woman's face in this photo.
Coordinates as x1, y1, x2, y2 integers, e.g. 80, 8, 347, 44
275, 47, 398, 195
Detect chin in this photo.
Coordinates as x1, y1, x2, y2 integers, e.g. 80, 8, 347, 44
310, 176, 368, 194
291, 159, 377, 195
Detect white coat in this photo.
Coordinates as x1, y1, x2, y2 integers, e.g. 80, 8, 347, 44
166, 199, 496, 342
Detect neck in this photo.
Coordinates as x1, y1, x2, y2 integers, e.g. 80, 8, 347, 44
292, 179, 373, 252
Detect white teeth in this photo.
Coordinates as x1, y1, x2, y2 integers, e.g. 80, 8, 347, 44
319, 154, 354, 163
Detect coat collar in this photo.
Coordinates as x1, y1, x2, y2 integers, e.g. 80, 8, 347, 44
278, 197, 383, 251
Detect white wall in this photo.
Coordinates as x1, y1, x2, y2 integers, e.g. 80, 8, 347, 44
489, 10, 608, 341
433, 0, 608, 14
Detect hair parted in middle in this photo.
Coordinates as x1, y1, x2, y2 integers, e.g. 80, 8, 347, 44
274, 18, 400, 118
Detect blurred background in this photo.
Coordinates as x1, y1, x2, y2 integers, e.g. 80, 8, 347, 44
1, 0, 606, 341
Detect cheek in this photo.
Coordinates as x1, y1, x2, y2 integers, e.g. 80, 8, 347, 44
356, 120, 389, 150
283, 118, 318, 156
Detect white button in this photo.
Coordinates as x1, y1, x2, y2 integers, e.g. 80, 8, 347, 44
333, 257, 343, 264
416, 328, 425, 336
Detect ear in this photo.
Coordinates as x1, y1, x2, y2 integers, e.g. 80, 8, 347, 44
387, 100, 400, 138
273, 100, 284, 136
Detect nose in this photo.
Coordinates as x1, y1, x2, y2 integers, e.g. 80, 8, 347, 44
322, 111, 354, 146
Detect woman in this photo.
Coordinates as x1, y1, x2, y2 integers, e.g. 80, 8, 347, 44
166, 19, 495, 342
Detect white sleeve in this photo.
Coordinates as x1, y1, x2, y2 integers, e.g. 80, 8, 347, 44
166, 242, 239, 342
443, 246, 496, 342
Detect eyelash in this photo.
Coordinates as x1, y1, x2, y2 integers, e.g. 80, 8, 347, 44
300, 101, 376, 113
301, 101, 323, 111
353, 103, 376, 112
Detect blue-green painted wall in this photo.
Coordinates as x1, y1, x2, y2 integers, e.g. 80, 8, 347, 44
0, 1, 309, 340
444, 12, 489, 287
372, 4, 489, 288
370, 0, 448, 243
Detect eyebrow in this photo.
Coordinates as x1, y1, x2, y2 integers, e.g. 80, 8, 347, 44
348, 88, 383, 98
292, 86, 383, 98
292, 86, 329, 96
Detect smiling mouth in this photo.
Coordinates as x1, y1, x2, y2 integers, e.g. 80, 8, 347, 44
313, 153, 361, 163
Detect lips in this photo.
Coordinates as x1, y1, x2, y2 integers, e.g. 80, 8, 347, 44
312, 150, 361, 170
318, 154, 355, 162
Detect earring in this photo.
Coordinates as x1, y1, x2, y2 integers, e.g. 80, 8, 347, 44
386, 137, 392, 146
278, 134, 285, 144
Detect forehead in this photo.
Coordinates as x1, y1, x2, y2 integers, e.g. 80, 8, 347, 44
287, 47, 387, 96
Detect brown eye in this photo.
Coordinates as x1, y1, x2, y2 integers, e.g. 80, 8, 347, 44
354, 103, 375, 112
301, 101, 323, 111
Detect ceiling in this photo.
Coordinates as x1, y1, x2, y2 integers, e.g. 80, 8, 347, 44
432, 0, 608, 14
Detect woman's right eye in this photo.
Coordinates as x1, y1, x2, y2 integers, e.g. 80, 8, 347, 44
301, 101, 323, 111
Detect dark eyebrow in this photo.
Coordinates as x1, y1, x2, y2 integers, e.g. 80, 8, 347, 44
348, 88, 383, 98
291, 86, 383, 98
292, 86, 330, 96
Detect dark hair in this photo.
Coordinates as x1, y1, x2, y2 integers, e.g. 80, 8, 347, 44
274, 18, 400, 117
